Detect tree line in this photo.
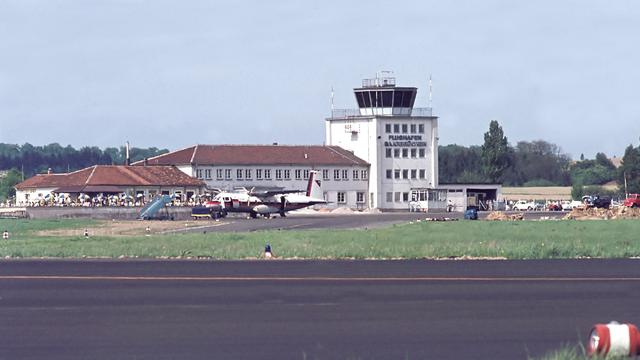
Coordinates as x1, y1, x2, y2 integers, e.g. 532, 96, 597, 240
440, 120, 640, 195
0, 143, 168, 200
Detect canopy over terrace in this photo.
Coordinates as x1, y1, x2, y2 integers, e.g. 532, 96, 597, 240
14, 165, 206, 206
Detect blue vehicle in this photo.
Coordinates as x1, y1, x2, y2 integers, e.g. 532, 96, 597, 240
464, 206, 478, 220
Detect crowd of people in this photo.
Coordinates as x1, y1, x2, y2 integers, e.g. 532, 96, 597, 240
8, 193, 213, 208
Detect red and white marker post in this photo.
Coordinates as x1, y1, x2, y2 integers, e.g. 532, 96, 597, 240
588, 322, 640, 357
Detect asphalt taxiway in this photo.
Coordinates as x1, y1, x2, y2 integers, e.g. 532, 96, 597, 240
1, 259, 638, 359
170, 210, 566, 233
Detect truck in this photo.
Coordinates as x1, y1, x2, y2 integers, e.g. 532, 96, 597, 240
582, 195, 611, 209
623, 194, 640, 208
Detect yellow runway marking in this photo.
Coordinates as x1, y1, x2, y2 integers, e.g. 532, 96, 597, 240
1, 275, 640, 282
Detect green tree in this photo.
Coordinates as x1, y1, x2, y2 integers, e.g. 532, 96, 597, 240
481, 120, 511, 183
571, 181, 584, 200
619, 144, 640, 194
0, 169, 23, 201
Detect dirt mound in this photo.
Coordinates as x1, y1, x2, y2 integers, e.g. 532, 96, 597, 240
330, 207, 355, 214
486, 211, 524, 221
564, 207, 640, 220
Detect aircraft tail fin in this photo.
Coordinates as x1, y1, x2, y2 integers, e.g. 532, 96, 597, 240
306, 170, 323, 199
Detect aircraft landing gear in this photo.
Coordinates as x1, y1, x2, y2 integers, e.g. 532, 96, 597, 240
249, 211, 258, 219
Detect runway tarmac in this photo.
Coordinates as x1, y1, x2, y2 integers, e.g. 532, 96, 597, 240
171, 210, 565, 233
1, 259, 639, 359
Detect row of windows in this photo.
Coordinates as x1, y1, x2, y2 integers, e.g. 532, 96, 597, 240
385, 123, 425, 134
386, 192, 412, 203
335, 191, 366, 204
385, 148, 426, 159
195, 168, 368, 181
385, 169, 427, 180
321, 169, 368, 181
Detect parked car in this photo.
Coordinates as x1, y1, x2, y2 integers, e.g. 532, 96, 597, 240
547, 202, 562, 211
582, 195, 611, 209
512, 200, 535, 211
623, 194, 640, 208
561, 200, 583, 211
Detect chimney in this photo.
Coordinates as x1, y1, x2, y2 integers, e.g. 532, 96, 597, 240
144, 158, 148, 166
47, 168, 52, 174
125, 141, 130, 166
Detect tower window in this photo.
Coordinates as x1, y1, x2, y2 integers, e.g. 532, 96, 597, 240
402, 169, 408, 179
410, 124, 416, 133
394, 170, 400, 179
402, 124, 408, 133
386, 148, 392, 158
385, 124, 391, 133
393, 124, 399, 133
402, 148, 408, 158
411, 148, 417, 158
418, 124, 425, 133
419, 148, 426, 158
394, 148, 400, 158
386, 170, 392, 179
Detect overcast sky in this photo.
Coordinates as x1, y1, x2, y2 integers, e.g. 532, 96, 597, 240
1, 0, 639, 159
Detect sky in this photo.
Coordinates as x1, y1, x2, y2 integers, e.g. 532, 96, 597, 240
1, 0, 639, 159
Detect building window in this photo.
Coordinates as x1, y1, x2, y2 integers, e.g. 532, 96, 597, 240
411, 169, 417, 179
418, 124, 425, 133
386, 170, 392, 179
303, 169, 309, 179
237, 169, 243, 179
342, 169, 348, 180
216, 169, 223, 180
334, 169, 340, 180
419, 169, 426, 179
196, 169, 203, 179
264, 169, 271, 179
395, 192, 401, 202
403, 192, 409, 202
410, 124, 416, 133
353, 170, 359, 180
205, 169, 212, 179
411, 148, 417, 158
402, 169, 408, 179
275, 169, 283, 180
356, 192, 365, 203
385, 124, 391, 133
225, 169, 232, 179
337, 192, 346, 203
402, 148, 408, 158
393, 124, 400, 133
245, 169, 252, 179
295, 169, 302, 180
386, 192, 393, 202
394, 169, 400, 179
385, 148, 392, 158
256, 169, 263, 179
393, 148, 400, 158
323, 169, 329, 180
361, 170, 368, 180
401, 124, 408, 133
419, 148, 426, 158
284, 169, 291, 180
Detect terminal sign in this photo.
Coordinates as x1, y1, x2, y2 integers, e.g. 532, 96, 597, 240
384, 135, 427, 147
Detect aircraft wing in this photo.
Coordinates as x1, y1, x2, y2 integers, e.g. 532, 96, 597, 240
250, 189, 304, 197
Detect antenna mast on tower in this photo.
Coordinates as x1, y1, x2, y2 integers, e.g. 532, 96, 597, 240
428, 74, 433, 109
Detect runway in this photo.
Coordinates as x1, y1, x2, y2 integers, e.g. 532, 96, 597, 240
173, 210, 566, 233
1, 259, 639, 359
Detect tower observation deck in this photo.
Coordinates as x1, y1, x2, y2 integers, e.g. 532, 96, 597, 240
330, 76, 432, 118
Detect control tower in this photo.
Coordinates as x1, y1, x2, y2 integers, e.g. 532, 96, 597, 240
325, 75, 439, 210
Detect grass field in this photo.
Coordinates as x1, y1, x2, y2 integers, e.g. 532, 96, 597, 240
2, 218, 640, 259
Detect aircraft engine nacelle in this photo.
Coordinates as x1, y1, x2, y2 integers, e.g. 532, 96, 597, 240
588, 322, 640, 357
252, 204, 275, 214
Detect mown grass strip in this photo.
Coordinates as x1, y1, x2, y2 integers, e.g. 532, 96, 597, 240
1, 218, 640, 259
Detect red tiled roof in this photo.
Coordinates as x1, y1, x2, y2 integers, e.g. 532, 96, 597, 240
133, 145, 369, 166
15, 165, 204, 190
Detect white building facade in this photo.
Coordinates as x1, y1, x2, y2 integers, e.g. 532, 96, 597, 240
138, 145, 371, 209
326, 76, 443, 210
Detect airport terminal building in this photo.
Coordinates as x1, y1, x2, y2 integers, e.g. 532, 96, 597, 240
15, 75, 500, 211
